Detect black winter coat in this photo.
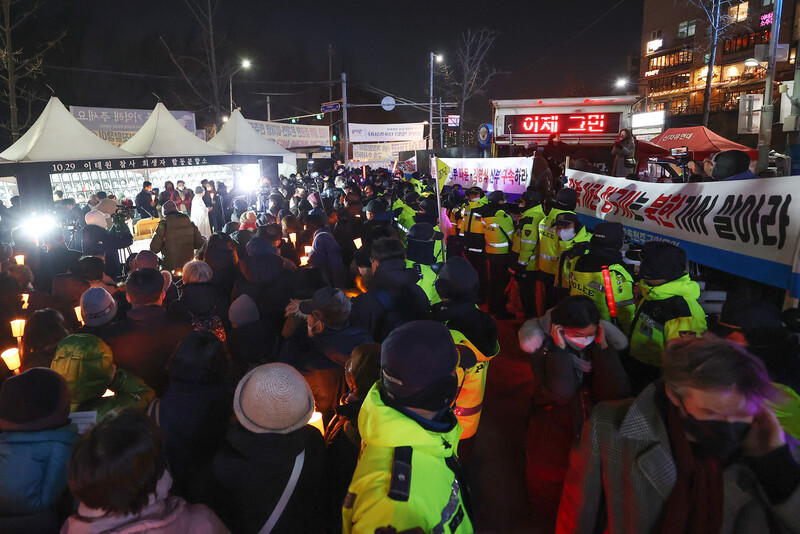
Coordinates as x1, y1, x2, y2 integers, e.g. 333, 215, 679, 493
210, 425, 328, 534
81, 224, 133, 279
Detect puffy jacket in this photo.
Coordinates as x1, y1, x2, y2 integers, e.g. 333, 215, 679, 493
343, 384, 472, 534
513, 205, 546, 271
630, 274, 708, 367
150, 212, 204, 271
556, 226, 592, 289
451, 330, 498, 439
458, 198, 488, 254
482, 208, 514, 256
391, 199, 417, 238
0, 425, 78, 515
405, 259, 441, 305
568, 262, 635, 333
49, 334, 155, 418
537, 208, 569, 275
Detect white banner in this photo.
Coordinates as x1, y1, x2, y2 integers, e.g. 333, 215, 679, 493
348, 122, 425, 143
565, 169, 800, 296
70, 106, 197, 146
433, 157, 533, 195
246, 119, 329, 149
351, 139, 427, 161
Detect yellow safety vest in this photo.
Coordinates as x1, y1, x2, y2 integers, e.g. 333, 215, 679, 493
568, 262, 635, 332
556, 227, 593, 289
514, 205, 546, 272
406, 259, 441, 305
458, 198, 487, 237
537, 208, 569, 275
451, 329, 499, 440
482, 210, 514, 255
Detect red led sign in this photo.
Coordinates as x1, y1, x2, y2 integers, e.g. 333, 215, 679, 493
504, 113, 622, 135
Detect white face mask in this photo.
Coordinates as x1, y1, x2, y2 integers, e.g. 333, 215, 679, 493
558, 228, 577, 241
178, 185, 185, 191
307, 319, 322, 338
565, 335, 595, 350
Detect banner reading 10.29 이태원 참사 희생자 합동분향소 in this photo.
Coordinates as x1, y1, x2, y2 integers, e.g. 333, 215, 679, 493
565, 169, 800, 296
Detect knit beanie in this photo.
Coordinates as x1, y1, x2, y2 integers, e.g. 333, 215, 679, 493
233, 363, 314, 434
229, 294, 259, 327
162, 200, 178, 215
84, 210, 107, 227
0, 368, 71, 432
80, 287, 118, 327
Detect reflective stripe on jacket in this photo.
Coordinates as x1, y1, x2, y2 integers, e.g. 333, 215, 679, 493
451, 329, 499, 440
482, 210, 514, 255
513, 206, 546, 271
538, 208, 569, 275
569, 263, 636, 332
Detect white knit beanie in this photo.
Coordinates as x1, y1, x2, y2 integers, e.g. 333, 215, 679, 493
233, 363, 314, 434
85, 210, 107, 227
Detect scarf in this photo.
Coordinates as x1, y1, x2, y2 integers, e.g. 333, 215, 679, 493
660, 390, 724, 534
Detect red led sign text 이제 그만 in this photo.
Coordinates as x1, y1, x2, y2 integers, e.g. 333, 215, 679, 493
504, 113, 622, 135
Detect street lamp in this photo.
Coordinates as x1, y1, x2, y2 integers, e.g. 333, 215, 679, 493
430, 52, 443, 149
229, 59, 252, 112
615, 77, 628, 88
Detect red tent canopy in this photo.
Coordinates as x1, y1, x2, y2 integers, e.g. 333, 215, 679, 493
636, 139, 671, 159
649, 126, 758, 162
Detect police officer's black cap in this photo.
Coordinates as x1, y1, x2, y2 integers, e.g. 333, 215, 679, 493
407, 222, 444, 242
467, 186, 483, 197
362, 199, 386, 213
639, 242, 686, 281
435, 256, 479, 300
520, 190, 541, 205
554, 187, 578, 210
714, 297, 784, 336
590, 222, 624, 250
487, 190, 505, 203
418, 198, 438, 214
404, 191, 421, 205
553, 212, 580, 227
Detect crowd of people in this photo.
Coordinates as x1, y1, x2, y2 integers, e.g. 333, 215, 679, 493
0, 158, 798, 534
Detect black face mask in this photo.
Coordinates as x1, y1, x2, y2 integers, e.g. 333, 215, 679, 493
387, 375, 459, 412
679, 401, 751, 461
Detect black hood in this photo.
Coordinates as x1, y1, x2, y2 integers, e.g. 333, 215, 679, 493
242, 253, 288, 284
370, 258, 419, 290
178, 282, 222, 315
225, 423, 312, 465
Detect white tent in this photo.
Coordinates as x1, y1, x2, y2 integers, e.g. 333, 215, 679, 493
209, 109, 295, 165
0, 96, 132, 161
121, 102, 227, 157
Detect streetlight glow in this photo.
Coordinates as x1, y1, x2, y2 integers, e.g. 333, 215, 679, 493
241, 59, 252, 69
744, 57, 760, 67
435, 54, 444, 63
615, 78, 628, 88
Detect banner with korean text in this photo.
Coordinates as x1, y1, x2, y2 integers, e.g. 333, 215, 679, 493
71, 106, 197, 146
351, 139, 427, 162
433, 157, 533, 194
246, 120, 330, 149
565, 169, 800, 296
348, 122, 425, 143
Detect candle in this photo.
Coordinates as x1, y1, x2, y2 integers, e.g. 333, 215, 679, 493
300, 256, 309, 266
74, 306, 84, 325
21, 293, 29, 310
101, 389, 115, 398
353, 237, 363, 249
9, 319, 25, 339
13, 255, 24, 265
308, 411, 325, 434
304, 245, 312, 255
0, 348, 20, 374
174, 269, 182, 278
289, 232, 297, 243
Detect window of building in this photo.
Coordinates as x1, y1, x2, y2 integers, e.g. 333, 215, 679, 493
647, 73, 692, 93
648, 49, 694, 70
677, 20, 697, 38
729, 2, 749, 22
762, 0, 774, 6
651, 29, 663, 40
722, 29, 771, 54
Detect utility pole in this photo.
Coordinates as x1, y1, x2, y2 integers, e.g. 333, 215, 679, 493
328, 44, 333, 104
429, 52, 435, 150
439, 97, 444, 148
342, 72, 349, 162
757, 0, 783, 172
266, 95, 271, 121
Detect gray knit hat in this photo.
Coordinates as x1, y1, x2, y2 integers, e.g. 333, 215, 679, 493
233, 363, 314, 434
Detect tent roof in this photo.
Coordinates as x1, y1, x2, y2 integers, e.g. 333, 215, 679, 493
649, 126, 758, 160
636, 139, 671, 158
0, 96, 131, 162
121, 102, 227, 157
208, 109, 292, 159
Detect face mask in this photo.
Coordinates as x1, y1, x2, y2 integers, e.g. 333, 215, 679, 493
178, 185, 184, 191
558, 228, 577, 241
565, 334, 595, 350
679, 400, 751, 460
388, 374, 459, 412
307, 319, 323, 338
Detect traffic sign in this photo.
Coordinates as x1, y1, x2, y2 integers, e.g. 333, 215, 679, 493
381, 96, 396, 112
321, 101, 341, 113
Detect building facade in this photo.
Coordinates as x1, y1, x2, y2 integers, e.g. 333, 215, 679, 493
640, 0, 798, 117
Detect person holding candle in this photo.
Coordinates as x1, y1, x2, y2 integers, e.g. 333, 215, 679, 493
20, 308, 70, 370
208, 363, 328, 533
0, 368, 77, 530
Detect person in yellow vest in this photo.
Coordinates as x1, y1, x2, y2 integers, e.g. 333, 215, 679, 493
342, 321, 473, 533
481, 190, 516, 320
414, 198, 445, 263
405, 222, 444, 305
460, 187, 488, 304
407, 172, 423, 194
538, 188, 578, 312
564, 222, 635, 333
513, 190, 546, 319
628, 241, 707, 394
433, 257, 499, 461
552, 212, 592, 299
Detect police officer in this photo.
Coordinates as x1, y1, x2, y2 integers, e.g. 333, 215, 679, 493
538, 188, 578, 311
406, 222, 444, 305
565, 222, 635, 332
513, 190, 546, 318
552, 212, 592, 298
481, 190, 515, 319
628, 241, 707, 394
460, 187, 488, 303
343, 321, 474, 533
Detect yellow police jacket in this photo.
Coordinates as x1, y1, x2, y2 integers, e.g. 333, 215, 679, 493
568, 262, 636, 332
451, 329, 499, 440
537, 208, 569, 275
514, 205, 546, 271
482, 209, 514, 255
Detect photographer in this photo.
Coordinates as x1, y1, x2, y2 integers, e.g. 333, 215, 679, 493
82, 210, 133, 280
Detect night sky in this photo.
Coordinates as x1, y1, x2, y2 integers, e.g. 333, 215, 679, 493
13, 0, 643, 142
